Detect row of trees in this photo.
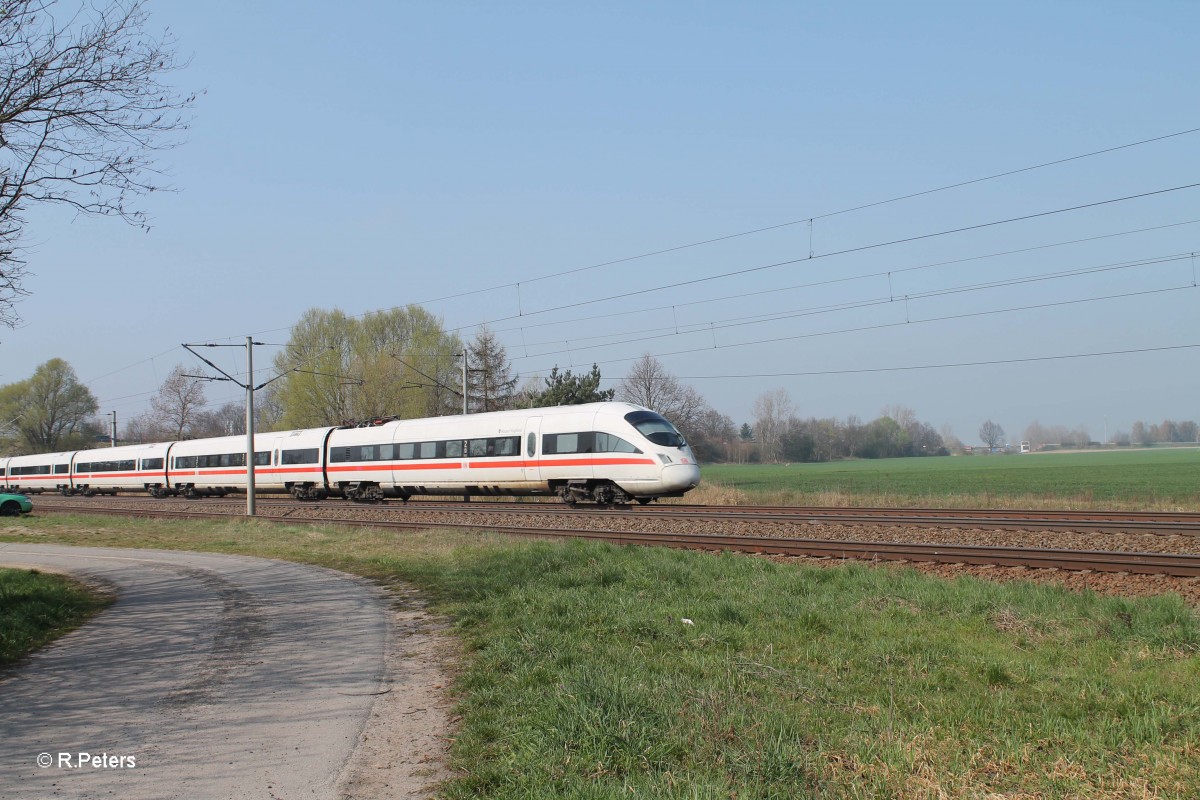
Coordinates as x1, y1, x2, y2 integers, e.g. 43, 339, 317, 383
745, 391, 948, 463
1129, 419, 1199, 446
1020, 419, 1200, 450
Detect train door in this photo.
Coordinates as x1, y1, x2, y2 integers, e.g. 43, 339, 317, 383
523, 416, 541, 483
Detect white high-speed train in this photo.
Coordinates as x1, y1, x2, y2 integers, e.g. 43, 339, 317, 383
0, 402, 701, 505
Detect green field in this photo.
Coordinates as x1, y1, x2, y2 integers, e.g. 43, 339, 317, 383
697, 448, 1200, 509
4, 514, 1200, 798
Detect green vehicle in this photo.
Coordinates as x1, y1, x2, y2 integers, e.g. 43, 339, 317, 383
0, 492, 32, 516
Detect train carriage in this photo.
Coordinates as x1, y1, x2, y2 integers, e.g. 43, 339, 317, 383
167, 428, 334, 498
3, 451, 74, 494
70, 442, 172, 496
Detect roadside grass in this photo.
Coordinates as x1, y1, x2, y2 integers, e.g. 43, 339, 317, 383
0, 566, 112, 667
5, 514, 1200, 798
697, 448, 1200, 511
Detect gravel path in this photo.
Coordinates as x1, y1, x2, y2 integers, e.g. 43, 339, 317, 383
0, 543, 449, 799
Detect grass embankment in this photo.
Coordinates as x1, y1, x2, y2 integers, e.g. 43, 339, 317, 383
6, 514, 1200, 798
0, 566, 111, 666
697, 448, 1200, 510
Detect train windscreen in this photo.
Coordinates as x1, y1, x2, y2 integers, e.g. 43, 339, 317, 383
624, 410, 686, 447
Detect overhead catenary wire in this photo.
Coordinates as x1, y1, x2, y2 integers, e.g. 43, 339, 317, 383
477, 217, 1200, 338
504, 251, 1196, 357
673, 343, 1200, 379
235, 127, 1200, 345
371, 125, 1200, 307
436, 179, 1200, 335
518, 283, 1198, 373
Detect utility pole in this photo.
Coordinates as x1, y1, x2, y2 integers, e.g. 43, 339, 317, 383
110, 411, 117, 447
462, 348, 468, 415
183, 338, 274, 517
245, 336, 256, 516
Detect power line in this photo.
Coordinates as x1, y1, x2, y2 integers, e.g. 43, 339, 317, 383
240, 134, 1200, 345
520, 283, 1197, 372
401, 125, 1200, 301
674, 343, 1200, 379
507, 251, 1194, 356
448, 180, 1200, 333
481, 217, 1200, 338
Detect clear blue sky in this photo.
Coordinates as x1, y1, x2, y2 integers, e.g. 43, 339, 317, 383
7, 0, 1199, 445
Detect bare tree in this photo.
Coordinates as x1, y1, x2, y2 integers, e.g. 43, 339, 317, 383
618, 354, 705, 433
939, 424, 963, 454
191, 400, 245, 438
150, 365, 205, 438
880, 404, 917, 429
123, 411, 167, 443
979, 419, 1005, 450
0, 0, 195, 326
752, 388, 794, 461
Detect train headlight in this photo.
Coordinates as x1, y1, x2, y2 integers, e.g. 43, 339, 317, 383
657, 454, 673, 465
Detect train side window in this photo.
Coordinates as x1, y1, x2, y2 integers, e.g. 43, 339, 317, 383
526, 433, 535, 457
495, 436, 518, 456
595, 433, 641, 454
468, 438, 488, 457
255, 452, 270, 466
54, 464, 69, 474
283, 448, 319, 465
396, 442, 415, 460
418, 441, 437, 459
378, 444, 394, 461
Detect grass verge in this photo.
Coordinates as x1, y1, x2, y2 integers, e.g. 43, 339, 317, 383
0, 566, 112, 667
5, 514, 1200, 798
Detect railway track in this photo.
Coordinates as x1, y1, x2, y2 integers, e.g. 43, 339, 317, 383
31, 497, 1200, 578
30, 494, 1200, 535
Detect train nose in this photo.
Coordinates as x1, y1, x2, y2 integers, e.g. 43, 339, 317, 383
661, 462, 701, 493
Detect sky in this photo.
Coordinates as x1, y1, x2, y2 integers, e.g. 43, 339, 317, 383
5, 0, 1200, 446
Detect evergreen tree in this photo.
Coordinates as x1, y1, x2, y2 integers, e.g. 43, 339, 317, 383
466, 327, 518, 412
529, 364, 615, 407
